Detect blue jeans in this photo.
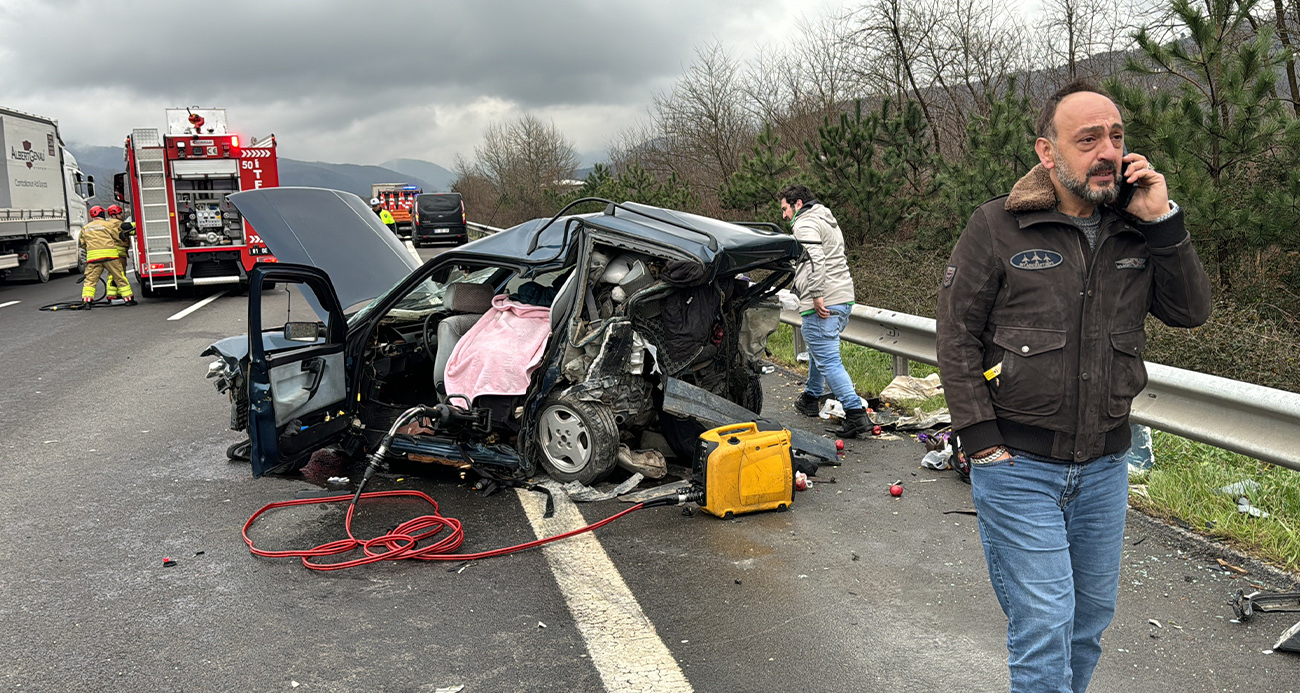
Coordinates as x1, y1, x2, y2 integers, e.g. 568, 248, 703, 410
801, 304, 858, 409
970, 450, 1129, 693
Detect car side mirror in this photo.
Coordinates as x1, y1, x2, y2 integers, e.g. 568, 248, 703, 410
283, 321, 325, 342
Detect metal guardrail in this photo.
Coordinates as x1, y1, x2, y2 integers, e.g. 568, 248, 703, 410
782, 305, 1300, 472
463, 214, 1299, 470
466, 221, 505, 240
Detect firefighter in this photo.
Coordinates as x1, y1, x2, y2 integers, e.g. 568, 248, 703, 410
371, 197, 397, 233
79, 205, 136, 308
103, 205, 134, 302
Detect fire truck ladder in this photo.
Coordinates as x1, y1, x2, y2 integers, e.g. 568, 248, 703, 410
132, 128, 177, 291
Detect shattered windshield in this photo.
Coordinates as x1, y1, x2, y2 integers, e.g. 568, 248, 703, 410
351, 266, 499, 324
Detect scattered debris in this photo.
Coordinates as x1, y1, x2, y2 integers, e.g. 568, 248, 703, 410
1131, 537, 1147, 546
794, 471, 809, 491
1230, 589, 1300, 622
894, 408, 951, 431
879, 373, 944, 403
1149, 619, 1164, 629
943, 509, 978, 516
1216, 558, 1249, 575
1236, 497, 1270, 518
1218, 479, 1262, 497
620, 479, 693, 504
921, 448, 952, 470
1275, 620, 1300, 653
434, 686, 465, 693
162, 558, 177, 567
560, 473, 644, 502
538, 621, 547, 629
889, 482, 904, 497
615, 446, 667, 479
1122, 424, 1154, 473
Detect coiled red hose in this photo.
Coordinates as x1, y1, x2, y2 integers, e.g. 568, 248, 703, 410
243, 489, 648, 571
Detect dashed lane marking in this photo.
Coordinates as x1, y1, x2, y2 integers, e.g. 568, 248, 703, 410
167, 291, 226, 321
516, 485, 692, 693
0, 300, 20, 309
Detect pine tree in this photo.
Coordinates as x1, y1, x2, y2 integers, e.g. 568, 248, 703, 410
1107, 0, 1298, 290
720, 123, 801, 223
919, 83, 1038, 248
804, 99, 900, 243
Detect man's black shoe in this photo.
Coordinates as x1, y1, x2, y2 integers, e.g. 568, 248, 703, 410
794, 393, 822, 417
830, 408, 872, 438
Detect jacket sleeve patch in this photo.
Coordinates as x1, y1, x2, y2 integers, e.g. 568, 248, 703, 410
1115, 257, 1148, 270
942, 265, 957, 288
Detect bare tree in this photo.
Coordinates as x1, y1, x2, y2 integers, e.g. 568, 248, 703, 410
471, 114, 579, 225
648, 42, 756, 210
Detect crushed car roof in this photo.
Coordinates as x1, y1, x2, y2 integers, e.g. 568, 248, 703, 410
230, 189, 803, 315
468, 201, 802, 275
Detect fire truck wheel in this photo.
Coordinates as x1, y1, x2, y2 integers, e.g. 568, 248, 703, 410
137, 280, 158, 299
533, 395, 619, 485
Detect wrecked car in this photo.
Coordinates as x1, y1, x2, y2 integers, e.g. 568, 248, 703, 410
202, 188, 800, 484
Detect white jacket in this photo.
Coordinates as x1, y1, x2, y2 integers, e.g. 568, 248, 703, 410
791, 203, 856, 314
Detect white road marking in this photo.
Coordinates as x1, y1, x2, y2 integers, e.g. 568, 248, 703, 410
167, 292, 226, 321
516, 485, 692, 693
0, 300, 20, 309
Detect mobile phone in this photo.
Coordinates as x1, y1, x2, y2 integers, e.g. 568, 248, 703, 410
1115, 145, 1137, 210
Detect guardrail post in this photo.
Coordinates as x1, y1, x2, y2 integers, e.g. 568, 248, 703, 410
793, 326, 807, 360
893, 355, 910, 379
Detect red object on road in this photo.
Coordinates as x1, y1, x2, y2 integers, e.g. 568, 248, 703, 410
872, 425, 883, 436
835, 439, 845, 451
889, 484, 903, 497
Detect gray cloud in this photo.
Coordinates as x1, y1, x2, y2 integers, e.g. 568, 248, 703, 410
1, 0, 819, 164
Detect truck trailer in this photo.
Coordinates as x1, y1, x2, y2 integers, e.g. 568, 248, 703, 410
0, 107, 95, 282
114, 108, 279, 296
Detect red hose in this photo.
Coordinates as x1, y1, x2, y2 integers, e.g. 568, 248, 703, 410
243, 489, 647, 571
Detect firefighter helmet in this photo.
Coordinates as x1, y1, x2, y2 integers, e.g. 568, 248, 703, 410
370, 197, 381, 206
106, 204, 123, 216
89, 205, 105, 218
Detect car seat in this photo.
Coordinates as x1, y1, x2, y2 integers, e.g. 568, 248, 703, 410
434, 282, 496, 400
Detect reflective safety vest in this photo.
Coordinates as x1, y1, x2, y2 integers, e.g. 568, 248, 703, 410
379, 209, 395, 226
81, 220, 129, 263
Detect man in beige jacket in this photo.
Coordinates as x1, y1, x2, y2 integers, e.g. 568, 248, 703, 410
780, 185, 866, 438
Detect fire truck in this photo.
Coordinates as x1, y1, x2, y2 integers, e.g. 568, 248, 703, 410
113, 108, 279, 296
371, 182, 420, 234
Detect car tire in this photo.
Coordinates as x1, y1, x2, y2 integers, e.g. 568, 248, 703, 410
534, 396, 619, 485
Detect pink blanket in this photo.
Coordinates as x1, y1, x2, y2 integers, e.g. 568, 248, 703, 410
443, 295, 552, 405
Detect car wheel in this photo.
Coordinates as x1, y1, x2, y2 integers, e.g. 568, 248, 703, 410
534, 396, 619, 484
738, 371, 763, 413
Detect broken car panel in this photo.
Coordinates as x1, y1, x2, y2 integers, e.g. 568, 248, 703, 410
205, 189, 803, 484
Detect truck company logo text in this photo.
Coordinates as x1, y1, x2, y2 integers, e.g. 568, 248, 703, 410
11, 140, 46, 169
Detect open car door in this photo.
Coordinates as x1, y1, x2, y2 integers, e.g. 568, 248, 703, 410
246, 263, 353, 476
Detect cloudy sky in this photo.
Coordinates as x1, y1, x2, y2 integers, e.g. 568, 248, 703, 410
0, 0, 1039, 167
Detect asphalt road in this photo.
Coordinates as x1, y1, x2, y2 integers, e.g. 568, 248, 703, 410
1, 252, 1297, 692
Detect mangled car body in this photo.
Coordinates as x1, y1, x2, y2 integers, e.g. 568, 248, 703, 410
203, 188, 800, 484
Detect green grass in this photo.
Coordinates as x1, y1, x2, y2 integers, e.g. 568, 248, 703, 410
767, 324, 1300, 574
767, 323, 948, 413
1129, 433, 1300, 574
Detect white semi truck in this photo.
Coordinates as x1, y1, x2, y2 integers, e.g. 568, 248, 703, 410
0, 107, 95, 282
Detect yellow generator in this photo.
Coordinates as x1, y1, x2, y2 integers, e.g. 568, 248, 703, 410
692, 422, 794, 519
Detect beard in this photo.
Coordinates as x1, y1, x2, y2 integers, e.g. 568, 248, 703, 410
1056, 157, 1120, 206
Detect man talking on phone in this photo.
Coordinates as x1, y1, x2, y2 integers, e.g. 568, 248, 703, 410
937, 81, 1211, 692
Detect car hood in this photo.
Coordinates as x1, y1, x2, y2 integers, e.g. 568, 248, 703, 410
228, 187, 421, 312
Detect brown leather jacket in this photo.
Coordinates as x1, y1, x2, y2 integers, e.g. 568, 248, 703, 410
937, 165, 1212, 462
